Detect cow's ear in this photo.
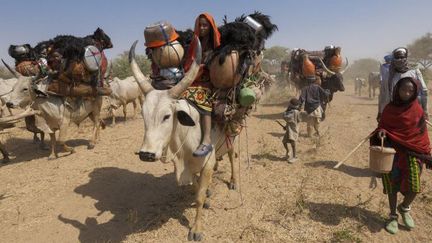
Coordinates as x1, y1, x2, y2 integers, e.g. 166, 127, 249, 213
176, 110, 195, 126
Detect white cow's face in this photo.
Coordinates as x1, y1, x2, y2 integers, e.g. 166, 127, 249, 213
129, 37, 201, 162
138, 91, 176, 161
6, 77, 32, 109
138, 90, 195, 162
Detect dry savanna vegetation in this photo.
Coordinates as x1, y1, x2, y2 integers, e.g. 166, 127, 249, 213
0, 78, 431, 242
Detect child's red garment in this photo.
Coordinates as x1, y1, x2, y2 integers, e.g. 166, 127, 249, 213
378, 98, 430, 155
376, 77, 431, 194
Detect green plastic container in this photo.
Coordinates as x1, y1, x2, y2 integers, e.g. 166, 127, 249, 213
239, 87, 256, 107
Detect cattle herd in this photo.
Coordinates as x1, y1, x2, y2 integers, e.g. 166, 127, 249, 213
0, 12, 354, 241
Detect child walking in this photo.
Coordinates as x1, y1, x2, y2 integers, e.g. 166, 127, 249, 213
299, 77, 330, 137
374, 77, 431, 234
283, 98, 302, 163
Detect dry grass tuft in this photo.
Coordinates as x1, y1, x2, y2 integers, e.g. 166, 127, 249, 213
331, 228, 362, 243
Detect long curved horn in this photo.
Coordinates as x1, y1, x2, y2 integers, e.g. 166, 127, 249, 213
318, 58, 336, 76
129, 40, 154, 94
168, 36, 202, 98
1, 59, 19, 78
0, 107, 40, 124
340, 57, 349, 74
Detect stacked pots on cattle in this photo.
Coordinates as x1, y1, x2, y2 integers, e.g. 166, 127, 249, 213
15, 61, 40, 76
8, 44, 41, 76
327, 47, 342, 72
209, 51, 242, 89
301, 53, 316, 81
144, 21, 184, 69
209, 51, 264, 107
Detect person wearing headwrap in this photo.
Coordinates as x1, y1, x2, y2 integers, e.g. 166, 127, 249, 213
182, 13, 221, 157
377, 47, 428, 122
380, 54, 393, 87
374, 77, 431, 234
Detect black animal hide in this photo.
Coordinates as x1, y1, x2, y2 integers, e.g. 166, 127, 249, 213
9, 28, 113, 70
215, 11, 277, 67
40, 28, 113, 69
33, 40, 53, 58
91, 28, 113, 49
176, 29, 194, 54
235, 12, 278, 37
216, 22, 256, 64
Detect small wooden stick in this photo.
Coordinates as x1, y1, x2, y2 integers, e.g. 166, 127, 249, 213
334, 132, 375, 169
275, 120, 286, 130
426, 120, 432, 128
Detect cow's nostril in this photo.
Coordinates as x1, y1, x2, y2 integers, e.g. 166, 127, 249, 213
138, 151, 156, 162
6, 102, 13, 108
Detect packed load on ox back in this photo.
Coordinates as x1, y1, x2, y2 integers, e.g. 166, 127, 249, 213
140, 12, 277, 137
144, 21, 187, 89
7, 28, 113, 97
289, 46, 347, 103
208, 11, 277, 135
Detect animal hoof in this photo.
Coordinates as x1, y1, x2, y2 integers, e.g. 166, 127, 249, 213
228, 182, 237, 190
188, 230, 203, 241
206, 189, 212, 198
88, 144, 95, 150
48, 155, 58, 160
2, 157, 10, 164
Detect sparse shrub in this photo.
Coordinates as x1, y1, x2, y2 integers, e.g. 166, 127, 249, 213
111, 51, 151, 79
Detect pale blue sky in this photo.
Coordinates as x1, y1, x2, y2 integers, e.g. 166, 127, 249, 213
1, 0, 431, 64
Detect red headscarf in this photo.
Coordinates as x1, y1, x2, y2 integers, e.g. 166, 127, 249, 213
193, 13, 221, 49
377, 77, 430, 154
184, 13, 221, 71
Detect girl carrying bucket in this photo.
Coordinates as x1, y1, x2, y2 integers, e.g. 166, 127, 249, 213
373, 77, 432, 234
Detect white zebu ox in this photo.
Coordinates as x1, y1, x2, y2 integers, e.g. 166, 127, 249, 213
130, 40, 239, 241
1, 76, 46, 146
106, 76, 144, 125
0, 77, 17, 161
4, 75, 104, 159
0, 77, 17, 116
0, 77, 45, 162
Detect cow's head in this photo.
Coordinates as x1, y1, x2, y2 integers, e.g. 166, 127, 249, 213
0, 60, 33, 109
129, 38, 201, 162
5, 74, 33, 109
319, 58, 348, 96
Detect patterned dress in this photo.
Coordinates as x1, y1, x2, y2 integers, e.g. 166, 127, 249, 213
181, 49, 214, 115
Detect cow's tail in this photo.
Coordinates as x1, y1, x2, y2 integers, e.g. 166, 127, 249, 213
100, 120, 106, 130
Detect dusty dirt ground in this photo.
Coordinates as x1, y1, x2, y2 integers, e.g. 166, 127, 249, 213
0, 82, 431, 243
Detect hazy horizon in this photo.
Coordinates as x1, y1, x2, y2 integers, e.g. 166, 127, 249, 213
1, 0, 431, 64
